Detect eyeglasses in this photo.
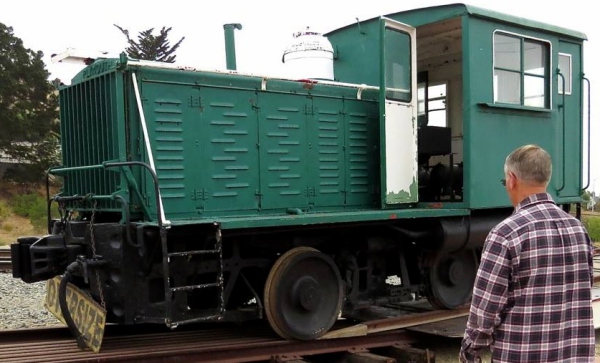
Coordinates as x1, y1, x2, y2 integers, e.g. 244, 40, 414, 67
501, 172, 516, 186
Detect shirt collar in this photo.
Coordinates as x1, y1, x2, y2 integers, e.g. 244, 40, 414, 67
514, 192, 555, 213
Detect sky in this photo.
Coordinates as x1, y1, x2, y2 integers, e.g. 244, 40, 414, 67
1, 0, 598, 194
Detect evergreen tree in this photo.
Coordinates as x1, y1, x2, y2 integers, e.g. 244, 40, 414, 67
0, 22, 59, 183
114, 25, 185, 63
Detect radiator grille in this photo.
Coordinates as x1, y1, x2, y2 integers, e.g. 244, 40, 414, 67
59, 73, 122, 209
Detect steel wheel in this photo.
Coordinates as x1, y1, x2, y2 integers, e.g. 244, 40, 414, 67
423, 249, 477, 309
264, 247, 343, 340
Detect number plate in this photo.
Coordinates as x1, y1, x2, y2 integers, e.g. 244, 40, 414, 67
44, 276, 107, 353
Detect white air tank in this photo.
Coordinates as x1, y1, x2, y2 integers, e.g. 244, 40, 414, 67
282, 28, 334, 80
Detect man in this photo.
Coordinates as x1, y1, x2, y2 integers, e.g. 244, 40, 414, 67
459, 144, 595, 362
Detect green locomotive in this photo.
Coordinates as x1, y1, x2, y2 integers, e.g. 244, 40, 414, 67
11, 3, 589, 345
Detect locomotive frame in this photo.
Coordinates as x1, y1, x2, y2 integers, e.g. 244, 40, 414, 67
11, 3, 590, 343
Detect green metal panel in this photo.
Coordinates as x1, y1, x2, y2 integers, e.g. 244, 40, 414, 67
258, 93, 308, 211
199, 87, 259, 213
464, 17, 585, 208
137, 70, 262, 218
465, 17, 548, 209
310, 97, 346, 207
130, 66, 388, 220
325, 20, 380, 86
139, 79, 199, 218
257, 93, 380, 211
555, 39, 584, 198
343, 99, 379, 207
213, 207, 469, 230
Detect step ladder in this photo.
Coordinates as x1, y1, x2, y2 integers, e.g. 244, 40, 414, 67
160, 226, 225, 326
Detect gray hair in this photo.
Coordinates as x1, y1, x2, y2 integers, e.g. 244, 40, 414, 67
504, 144, 552, 185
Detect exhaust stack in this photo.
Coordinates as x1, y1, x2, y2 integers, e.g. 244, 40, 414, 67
223, 23, 242, 70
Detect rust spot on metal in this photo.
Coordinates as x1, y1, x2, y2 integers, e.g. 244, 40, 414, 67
298, 79, 318, 89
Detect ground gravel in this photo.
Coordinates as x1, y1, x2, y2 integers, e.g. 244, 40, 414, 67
0, 271, 60, 330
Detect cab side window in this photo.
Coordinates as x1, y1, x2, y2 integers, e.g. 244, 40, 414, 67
493, 32, 550, 108
558, 53, 572, 95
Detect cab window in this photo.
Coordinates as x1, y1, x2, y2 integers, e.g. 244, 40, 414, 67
384, 28, 411, 102
493, 32, 550, 108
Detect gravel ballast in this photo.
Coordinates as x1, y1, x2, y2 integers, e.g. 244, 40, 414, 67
0, 272, 60, 330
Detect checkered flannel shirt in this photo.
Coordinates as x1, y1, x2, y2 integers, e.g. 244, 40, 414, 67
459, 193, 595, 363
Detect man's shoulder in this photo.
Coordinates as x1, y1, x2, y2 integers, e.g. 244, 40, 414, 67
492, 202, 586, 237
492, 209, 533, 232
490, 216, 520, 240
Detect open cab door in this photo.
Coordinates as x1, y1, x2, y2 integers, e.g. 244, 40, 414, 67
378, 17, 418, 207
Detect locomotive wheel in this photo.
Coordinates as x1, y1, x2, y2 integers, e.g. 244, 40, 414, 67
423, 249, 477, 309
264, 247, 343, 340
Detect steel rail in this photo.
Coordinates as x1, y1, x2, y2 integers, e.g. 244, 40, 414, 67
0, 323, 413, 363
0, 248, 11, 271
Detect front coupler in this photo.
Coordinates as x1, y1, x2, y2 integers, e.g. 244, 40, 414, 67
11, 234, 85, 283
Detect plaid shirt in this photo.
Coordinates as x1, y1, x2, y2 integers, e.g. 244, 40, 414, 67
459, 193, 594, 363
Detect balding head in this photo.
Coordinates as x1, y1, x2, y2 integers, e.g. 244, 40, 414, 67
504, 144, 552, 187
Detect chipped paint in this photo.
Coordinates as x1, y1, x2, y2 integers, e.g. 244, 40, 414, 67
386, 176, 418, 204
383, 102, 418, 204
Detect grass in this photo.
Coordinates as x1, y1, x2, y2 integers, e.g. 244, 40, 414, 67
0, 215, 41, 245
582, 213, 600, 244
0, 182, 51, 246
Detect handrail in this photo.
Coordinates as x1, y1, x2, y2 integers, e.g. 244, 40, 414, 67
556, 70, 566, 194
45, 167, 117, 234
112, 194, 141, 250
104, 161, 170, 228
47, 161, 170, 229
582, 77, 591, 190
46, 171, 57, 234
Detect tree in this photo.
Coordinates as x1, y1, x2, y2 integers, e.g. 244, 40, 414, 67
114, 25, 185, 63
0, 22, 59, 184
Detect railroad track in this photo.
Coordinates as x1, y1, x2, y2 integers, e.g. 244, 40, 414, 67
0, 308, 463, 362
0, 248, 11, 272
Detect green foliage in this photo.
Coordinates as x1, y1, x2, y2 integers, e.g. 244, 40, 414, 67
0, 22, 60, 184
583, 215, 600, 243
9, 193, 47, 230
582, 190, 591, 202
0, 200, 10, 222
114, 24, 185, 63
3, 132, 60, 183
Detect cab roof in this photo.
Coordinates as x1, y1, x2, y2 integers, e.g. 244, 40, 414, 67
326, 3, 587, 41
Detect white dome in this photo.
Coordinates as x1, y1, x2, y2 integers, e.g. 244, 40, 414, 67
282, 28, 334, 80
